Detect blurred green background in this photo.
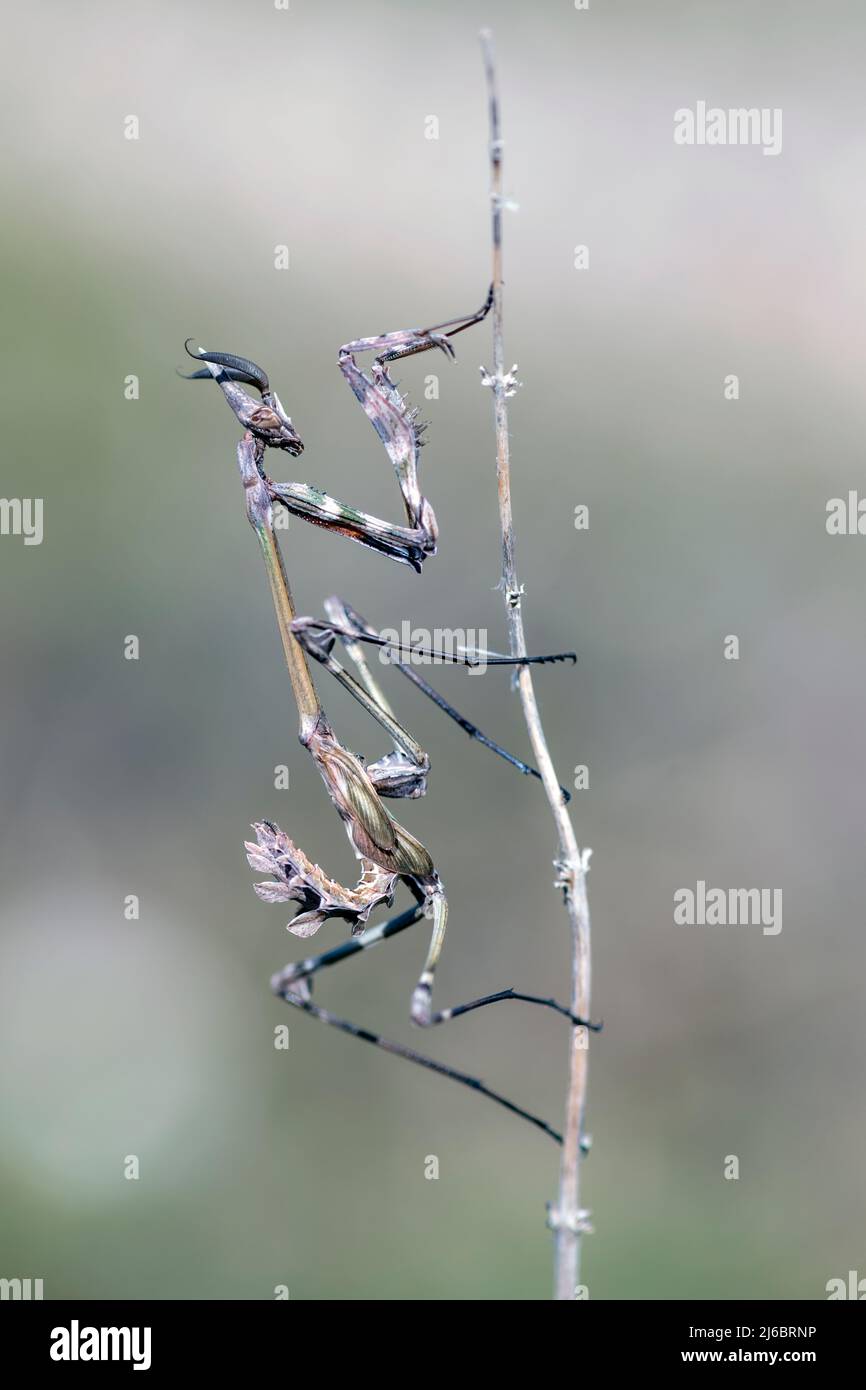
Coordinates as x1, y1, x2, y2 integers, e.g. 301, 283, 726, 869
1, 0, 864, 1300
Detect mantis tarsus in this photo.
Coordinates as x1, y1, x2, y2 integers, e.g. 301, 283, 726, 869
183, 289, 599, 1142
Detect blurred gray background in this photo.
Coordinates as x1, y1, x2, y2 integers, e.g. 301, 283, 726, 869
1, 0, 864, 1299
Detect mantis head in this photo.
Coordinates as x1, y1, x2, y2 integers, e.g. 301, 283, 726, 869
181, 343, 304, 455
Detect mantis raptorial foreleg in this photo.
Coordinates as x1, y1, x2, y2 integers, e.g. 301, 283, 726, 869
185, 288, 494, 571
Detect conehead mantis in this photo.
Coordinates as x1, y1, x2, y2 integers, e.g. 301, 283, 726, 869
182, 288, 598, 1140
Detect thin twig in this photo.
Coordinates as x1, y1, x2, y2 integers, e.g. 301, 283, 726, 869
479, 30, 594, 1300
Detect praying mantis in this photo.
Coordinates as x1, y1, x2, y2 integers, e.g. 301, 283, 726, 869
182, 287, 598, 1141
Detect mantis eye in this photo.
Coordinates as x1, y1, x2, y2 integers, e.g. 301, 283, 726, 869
249, 406, 282, 431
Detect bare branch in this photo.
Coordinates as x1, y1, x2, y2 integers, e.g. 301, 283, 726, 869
479, 29, 595, 1301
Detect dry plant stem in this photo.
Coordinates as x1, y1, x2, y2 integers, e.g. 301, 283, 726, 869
480, 31, 593, 1301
